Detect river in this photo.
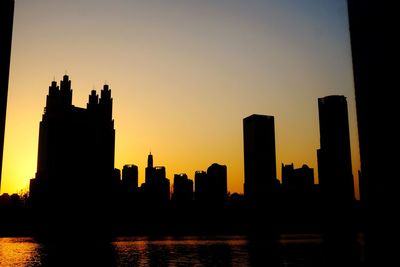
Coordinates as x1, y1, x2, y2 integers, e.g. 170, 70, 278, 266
0, 234, 364, 266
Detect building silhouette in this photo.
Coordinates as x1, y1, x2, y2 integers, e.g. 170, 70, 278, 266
118, 164, 139, 218
29, 75, 116, 239
113, 168, 121, 182
0, 0, 15, 190
280, 163, 318, 228
172, 173, 193, 207
317, 95, 354, 208
282, 163, 314, 192
193, 164, 227, 207
243, 114, 278, 206
281, 163, 316, 206
141, 153, 170, 206
122, 164, 139, 193
207, 163, 228, 206
194, 170, 207, 203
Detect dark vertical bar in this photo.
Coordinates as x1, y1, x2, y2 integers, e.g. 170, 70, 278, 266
348, 0, 397, 265
0, 0, 15, 190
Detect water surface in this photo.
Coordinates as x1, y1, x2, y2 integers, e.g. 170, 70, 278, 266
0, 235, 363, 266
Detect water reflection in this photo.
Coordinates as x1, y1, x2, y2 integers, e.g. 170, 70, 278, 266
114, 236, 249, 266
0, 237, 42, 266
42, 242, 116, 266
0, 235, 364, 266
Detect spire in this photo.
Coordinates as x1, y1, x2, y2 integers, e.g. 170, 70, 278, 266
147, 152, 153, 168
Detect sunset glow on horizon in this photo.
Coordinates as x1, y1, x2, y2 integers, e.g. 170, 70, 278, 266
1, 0, 360, 198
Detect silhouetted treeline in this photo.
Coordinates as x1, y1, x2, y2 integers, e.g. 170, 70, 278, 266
0, 193, 32, 236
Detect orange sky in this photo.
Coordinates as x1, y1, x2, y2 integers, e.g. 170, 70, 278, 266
1, 0, 359, 198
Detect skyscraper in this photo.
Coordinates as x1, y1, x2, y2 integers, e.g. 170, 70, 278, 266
193, 164, 227, 207
172, 173, 193, 206
194, 170, 207, 203
120, 164, 139, 212
207, 163, 228, 206
122, 164, 139, 192
0, 0, 15, 190
29, 75, 116, 238
142, 153, 170, 206
317, 95, 354, 207
281, 163, 317, 220
243, 114, 278, 206
281, 163, 314, 191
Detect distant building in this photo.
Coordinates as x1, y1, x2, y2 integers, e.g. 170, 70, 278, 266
280, 163, 319, 225
207, 163, 228, 206
194, 170, 207, 202
194, 164, 227, 207
317, 95, 354, 207
122, 164, 139, 192
0, 0, 15, 189
29, 75, 116, 237
119, 164, 139, 212
144, 153, 154, 188
141, 153, 170, 206
172, 173, 193, 206
243, 114, 278, 206
281, 163, 314, 192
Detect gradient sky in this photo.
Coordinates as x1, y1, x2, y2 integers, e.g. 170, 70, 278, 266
1, 0, 359, 198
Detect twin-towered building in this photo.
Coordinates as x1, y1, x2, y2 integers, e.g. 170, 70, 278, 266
29, 75, 116, 238
30, 75, 115, 206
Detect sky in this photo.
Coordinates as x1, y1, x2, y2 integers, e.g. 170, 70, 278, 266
1, 0, 359, 198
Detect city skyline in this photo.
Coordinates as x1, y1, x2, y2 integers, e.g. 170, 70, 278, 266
1, 0, 359, 196
1, 1, 394, 265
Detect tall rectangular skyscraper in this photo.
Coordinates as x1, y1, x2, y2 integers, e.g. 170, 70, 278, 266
0, 0, 15, 190
317, 95, 354, 207
243, 114, 277, 206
